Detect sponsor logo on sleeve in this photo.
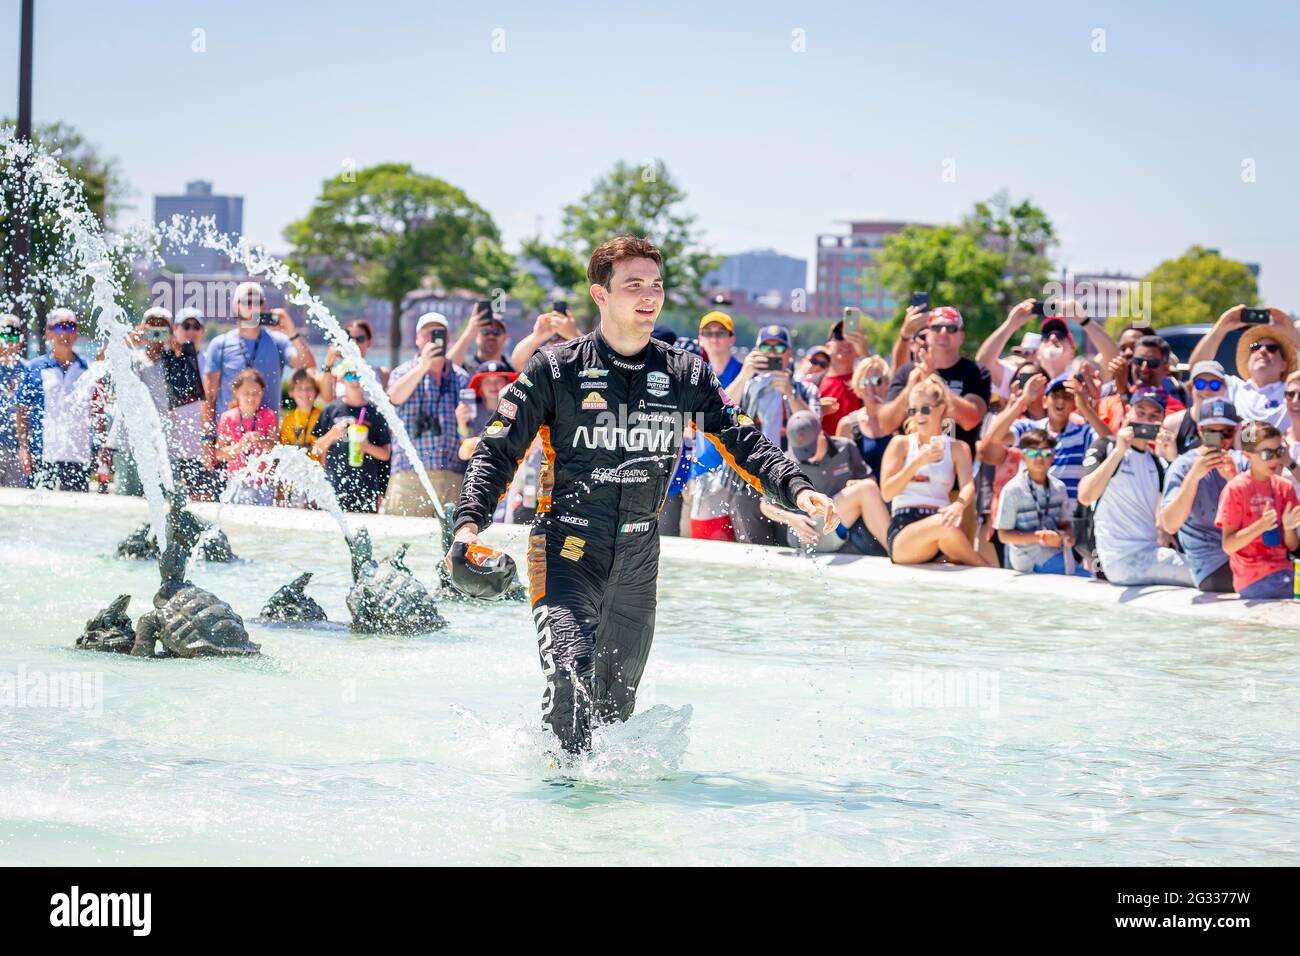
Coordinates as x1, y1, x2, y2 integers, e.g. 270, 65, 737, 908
560, 535, 585, 561
581, 391, 608, 411
496, 398, 518, 419
544, 348, 561, 380
484, 420, 511, 438
690, 357, 703, 386
737, 412, 754, 427
517, 372, 532, 387
557, 514, 589, 527
619, 520, 653, 534
579, 367, 609, 378
647, 370, 670, 398
504, 383, 527, 402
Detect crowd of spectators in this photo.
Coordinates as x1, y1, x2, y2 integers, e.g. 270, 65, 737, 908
3, 282, 1300, 603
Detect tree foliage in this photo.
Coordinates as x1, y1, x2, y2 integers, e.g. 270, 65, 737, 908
1106, 245, 1259, 335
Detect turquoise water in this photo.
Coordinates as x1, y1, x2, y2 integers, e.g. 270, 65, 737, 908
0, 501, 1296, 865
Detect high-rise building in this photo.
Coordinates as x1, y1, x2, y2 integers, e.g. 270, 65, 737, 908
814, 220, 925, 320
153, 181, 244, 274
703, 249, 807, 310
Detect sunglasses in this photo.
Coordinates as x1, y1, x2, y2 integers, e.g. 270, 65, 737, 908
1131, 356, 1163, 368
864, 375, 883, 386
48, 323, 77, 333
1250, 341, 1281, 355
1042, 333, 1069, 345
349, 334, 369, 343
758, 343, 787, 353
907, 403, 943, 416
1022, 448, 1056, 460
342, 372, 361, 383
808, 356, 830, 369
1193, 378, 1224, 392
700, 330, 732, 339
479, 327, 504, 336
928, 323, 961, 334
1256, 445, 1288, 461
179, 321, 203, 331
1286, 390, 1300, 401
0, 330, 22, 341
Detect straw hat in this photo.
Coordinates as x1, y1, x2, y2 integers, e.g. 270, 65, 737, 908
1235, 325, 1297, 379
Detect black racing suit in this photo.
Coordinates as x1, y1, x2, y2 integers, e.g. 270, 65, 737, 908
455, 330, 813, 752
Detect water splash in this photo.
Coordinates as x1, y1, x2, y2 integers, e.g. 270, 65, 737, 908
218, 445, 352, 539
1, 128, 173, 547
156, 215, 447, 524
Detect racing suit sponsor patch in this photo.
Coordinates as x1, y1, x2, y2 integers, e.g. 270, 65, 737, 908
581, 391, 608, 411
484, 420, 510, 438
619, 520, 652, 533
544, 348, 561, 380
611, 356, 645, 372
497, 398, 518, 419
560, 535, 585, 561
558, 514, 589, 527
579, 368, 609, 378
647, 371, 670, 397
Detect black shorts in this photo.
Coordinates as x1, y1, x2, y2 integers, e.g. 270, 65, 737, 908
887, 507, 937, 559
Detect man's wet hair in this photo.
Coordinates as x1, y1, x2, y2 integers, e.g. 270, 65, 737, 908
587, 235, 663, 289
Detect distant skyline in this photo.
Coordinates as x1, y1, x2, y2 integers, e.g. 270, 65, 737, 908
4, 0, 1297, 310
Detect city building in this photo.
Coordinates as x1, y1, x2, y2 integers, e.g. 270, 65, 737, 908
813, 221, 925, 320
1052, 269, 1143, 320
703, 250, 807, 310
153, 181, 244, 274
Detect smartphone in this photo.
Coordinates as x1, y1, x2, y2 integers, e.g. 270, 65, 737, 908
1202, 430, 1224, 449
258, 311, 278, 327
475, 299, 495, 324
842, 307, 861, 336
1030, 300, 1046, 318
458, 387, 477, 411
1132, 422, 1160, 441
552, 300, 568, 316
1241, 307, 1270, 325
911, 292, 929, 311
429, 326, 447, 354
761, 354, 782, 372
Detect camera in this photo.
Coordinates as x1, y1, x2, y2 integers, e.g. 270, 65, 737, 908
1132, 422, 1160, 441
411, 413, 441, 439
258, 311, 279, 327
1241, 307, 1270, 325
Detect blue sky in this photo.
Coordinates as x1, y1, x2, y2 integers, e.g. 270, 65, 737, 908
4, 0, 1298, 308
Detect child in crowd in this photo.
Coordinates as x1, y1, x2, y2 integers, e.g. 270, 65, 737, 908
311, 360, 391, 513
1216, 421, 1300, 599
215, 368, 277, 506
280, 368, 323, 461
993, 428, 1085, 575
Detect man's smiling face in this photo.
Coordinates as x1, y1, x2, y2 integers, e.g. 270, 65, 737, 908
595, 257, 663, 335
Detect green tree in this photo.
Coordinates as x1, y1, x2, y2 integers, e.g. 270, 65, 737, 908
531, 160, 719, 325
1107, 245, 1258, 336
868, 193, 1057, 351
284, 163, 506, 366
1, 120, 131, 337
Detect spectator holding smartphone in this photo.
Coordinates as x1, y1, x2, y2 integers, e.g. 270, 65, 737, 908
1190, 305, 1300, 432
312, 360, 392, 513
509, 306, 580, 370
1159, 400, 1247, 592
448, 301, 514, 375
385, 311, 469, 514
878, 376, 989, 567
456, 360, 518, 460
319, 320, 389, 402
1098, 334, 1187, 430
1077, 386, 1191, 587
1215, 421, 1300, 599
977, 299, 1117, 399
1161, 360, 1230, 459
818, 337, 863, 433
203, 281, 315, 427
215, 368, 277, 506
993, 428, 1084, 575
834, 355, 892, 479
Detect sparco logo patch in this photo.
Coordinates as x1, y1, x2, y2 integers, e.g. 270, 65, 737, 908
544, 348, 560, 380
690, 358, 703, 386
647, 371, 670, 397
557, 514, 589, 527
581, 391, 608, 411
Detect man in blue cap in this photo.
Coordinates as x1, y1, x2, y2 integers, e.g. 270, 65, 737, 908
1159, 398, 1249, 592
983, 368, 1111, 508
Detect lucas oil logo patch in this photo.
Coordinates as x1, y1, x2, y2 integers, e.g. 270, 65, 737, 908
581, 391, 608, 411
647, 371, 670, 398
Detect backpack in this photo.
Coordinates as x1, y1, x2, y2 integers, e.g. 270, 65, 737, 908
1070, 439, 1167, 560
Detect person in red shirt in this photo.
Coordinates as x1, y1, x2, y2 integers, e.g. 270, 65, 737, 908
818, 337, 862, 433
1216, 421, 1300, 599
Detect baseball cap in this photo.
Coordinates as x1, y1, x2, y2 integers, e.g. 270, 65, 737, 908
786, 410, 823, 462
699, 311, 734, 334
1198, 398, 1240, 428
47, 307, 78, 327
468, 360, 519, 393
142, 306, 173, 325
415, 312, 449, 334
175, 307, 205, 325
0, 313, 21, 330
1040, 317, 1075, 347
1130, 385, 1167, 411
1189, 360, 1226, 382
1045, 373, 1073, 395
757, 324, 791, 347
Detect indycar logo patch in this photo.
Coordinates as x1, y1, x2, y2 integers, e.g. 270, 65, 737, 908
647, 371, 670, 398
581, 391, 608, 411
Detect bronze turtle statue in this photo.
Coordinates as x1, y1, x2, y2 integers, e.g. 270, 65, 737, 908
346, 528, 446, 634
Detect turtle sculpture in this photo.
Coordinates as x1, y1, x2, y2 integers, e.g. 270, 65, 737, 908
115, 507, 235, 563
78, 490, 260, 658
261, 572, 328, 622
435, 503, 528, 603
345, 528, 447, 634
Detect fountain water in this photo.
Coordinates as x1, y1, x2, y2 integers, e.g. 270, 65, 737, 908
1, 129, 174, 547
156, 215, 447, 525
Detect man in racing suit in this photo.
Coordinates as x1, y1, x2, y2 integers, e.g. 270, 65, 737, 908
451, 236, 836, 753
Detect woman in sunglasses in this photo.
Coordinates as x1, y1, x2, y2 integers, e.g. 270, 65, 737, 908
1160, 360, 1230, 459
835, 355, 892, 478
1282, 370, 1300, 468
319, 320, 389, 403
879, 376, 990, 567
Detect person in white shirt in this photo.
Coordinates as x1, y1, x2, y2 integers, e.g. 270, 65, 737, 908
1189, 305, 1298, 432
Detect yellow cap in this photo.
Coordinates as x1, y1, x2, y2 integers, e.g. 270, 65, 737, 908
699, 311, 734, 334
